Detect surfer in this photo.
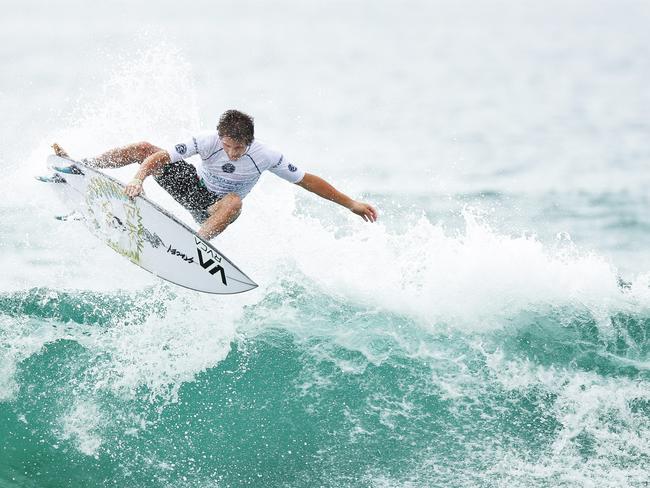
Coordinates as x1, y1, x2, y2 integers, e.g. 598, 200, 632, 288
53, 110, 377, 240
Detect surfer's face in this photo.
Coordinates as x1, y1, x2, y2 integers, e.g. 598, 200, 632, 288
221, 136, 247, 160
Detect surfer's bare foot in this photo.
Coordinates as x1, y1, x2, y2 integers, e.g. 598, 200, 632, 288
52, 143, 69, 158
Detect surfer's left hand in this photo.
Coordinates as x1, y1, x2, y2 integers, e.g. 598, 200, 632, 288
125, 178, 143, 198
350, 201, 378, 222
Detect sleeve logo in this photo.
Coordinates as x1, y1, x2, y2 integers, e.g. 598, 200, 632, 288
175, 143, 187, 155
288, 164, 297, 172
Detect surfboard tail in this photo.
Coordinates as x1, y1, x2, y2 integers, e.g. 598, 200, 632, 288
36, 174, 67, 183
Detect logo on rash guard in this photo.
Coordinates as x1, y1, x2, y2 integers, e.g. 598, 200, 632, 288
222, 163, 236, 173
288, 164, 297, 172
175, 143, 187, 155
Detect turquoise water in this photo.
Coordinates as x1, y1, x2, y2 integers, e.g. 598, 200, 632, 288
2, 0, 650, 486
2, 281, 649, 486
2, 281, 647, 487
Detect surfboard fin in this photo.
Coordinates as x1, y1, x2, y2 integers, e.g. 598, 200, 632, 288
52, 164, 84, 175
55, 211, 81, 221
35, 174, 67, 183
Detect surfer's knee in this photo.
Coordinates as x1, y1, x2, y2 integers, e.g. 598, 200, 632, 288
222, 193, 242, 215
209, 193, 242, 219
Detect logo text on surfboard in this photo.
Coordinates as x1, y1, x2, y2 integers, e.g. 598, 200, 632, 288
195, 237, 227, 285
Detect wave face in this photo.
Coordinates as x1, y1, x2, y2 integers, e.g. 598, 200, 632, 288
3, 0, 650, 486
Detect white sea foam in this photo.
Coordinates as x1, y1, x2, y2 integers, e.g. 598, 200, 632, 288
78, 288, 242, 403
59, 400, 105, 457
239, 184, 637, 336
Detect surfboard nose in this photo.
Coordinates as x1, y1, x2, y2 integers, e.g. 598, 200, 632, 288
225, 272, 258, 292
192, 235, 258, 294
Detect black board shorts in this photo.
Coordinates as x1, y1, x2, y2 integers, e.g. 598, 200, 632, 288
154, 160, 220, 223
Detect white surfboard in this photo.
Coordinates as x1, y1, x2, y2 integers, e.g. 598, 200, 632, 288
41, 154, 257, 294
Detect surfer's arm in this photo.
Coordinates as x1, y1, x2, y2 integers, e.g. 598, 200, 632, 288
125, 150, 171, 197
296, 173, 378, 222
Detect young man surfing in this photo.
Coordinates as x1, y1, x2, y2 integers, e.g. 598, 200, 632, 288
53, 110, 377, 240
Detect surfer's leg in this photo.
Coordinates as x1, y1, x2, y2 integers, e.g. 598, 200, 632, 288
197, 193, 242, 240
88, 142, 163, 169
51, 141, 162, 168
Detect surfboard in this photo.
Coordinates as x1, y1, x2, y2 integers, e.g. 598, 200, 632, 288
39, 154, 258, 294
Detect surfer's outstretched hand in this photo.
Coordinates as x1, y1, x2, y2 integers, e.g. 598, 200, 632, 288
350, 201, 378, 223
52, 143, 69, 158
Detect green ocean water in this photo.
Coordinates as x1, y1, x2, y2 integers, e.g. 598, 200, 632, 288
1, 275, 649, 487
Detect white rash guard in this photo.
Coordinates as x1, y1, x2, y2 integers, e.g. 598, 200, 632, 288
166, 132, 305, 199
